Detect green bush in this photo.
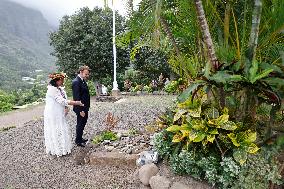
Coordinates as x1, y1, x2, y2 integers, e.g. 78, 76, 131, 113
92, 130, 118, 144
143, 85, 153, 93
0, 90, 15, 112
164, 80, 178, 94
230, 148, 283, 189
153, 93, 283, 188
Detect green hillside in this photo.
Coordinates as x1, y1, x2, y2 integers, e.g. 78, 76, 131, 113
0, 0, 55, 90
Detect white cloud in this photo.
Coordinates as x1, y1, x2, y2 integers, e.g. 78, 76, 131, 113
9, 0, 140, 26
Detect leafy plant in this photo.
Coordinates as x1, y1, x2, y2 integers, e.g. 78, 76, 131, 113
165, 95, 259, 164
105, 112, 119, 131
92, 130, 118, 144
164, 80, 178, 94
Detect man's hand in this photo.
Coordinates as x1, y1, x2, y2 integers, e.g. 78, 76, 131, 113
80, 111, 85, 117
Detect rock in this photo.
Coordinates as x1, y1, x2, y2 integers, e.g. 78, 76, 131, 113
102, 140, 110, 145
170, 182, 191, 189
112, 142, 119, 147
116, 132, 122, 139
89, 151, 137, 167
137, 151, 158, 166
126, 148, 132, 154
149, 175, 171, 189
138, 163, 159, 186
105, 145, 114, 152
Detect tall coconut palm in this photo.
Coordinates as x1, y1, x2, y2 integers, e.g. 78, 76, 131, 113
194, 0, 219, 71
247, 0, 262, 63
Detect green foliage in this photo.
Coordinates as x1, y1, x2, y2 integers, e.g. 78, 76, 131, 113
132, 47, 172, 83
92, 131, 118, 144
153, 131, 174, 158
0, 90, 14, 112
87, 81, 96, 96
50, 7, 129, 82
164, 95, 259, 164
230, 148, 283, 189
164, 80, 178, 94
142, 85, 153, 93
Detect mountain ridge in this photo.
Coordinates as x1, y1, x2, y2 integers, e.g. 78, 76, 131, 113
0, 0, 55, 91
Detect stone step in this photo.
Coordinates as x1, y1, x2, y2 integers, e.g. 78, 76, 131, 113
89, 151, 138, 167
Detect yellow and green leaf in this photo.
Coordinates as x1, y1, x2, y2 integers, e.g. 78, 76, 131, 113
220, 121, 237, 130
246, 143, 260, 154
166, 125, 181, 132
228, 133, 240, 147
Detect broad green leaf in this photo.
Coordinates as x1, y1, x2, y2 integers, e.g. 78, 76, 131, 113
208, 114, 229, 126
228, 133, 240, 147
177, 80, 206, 103
260, 62, 283, 73
220, 121, 237, 130
193, 132, 206, 142
188, 131, 197, 141
204, 107, 219, 119
173, 109, 187, 122
209, 71, 244, 83
249, 60, 258, 82
179, 124, 191, 131
181, 130, 190, 138
250, 69, 273, 83
246, 143, 260, 154
191, 120, 205, 130
207, 135, 215, 143
233, 149, 247, 165
264, 78, 284, 88
208, 129, 219, 134
166, 125, 181, 132
243, 131, 257, 143
188, 106, 202, 118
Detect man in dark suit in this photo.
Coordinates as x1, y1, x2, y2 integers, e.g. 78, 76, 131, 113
72, 66, 91, 147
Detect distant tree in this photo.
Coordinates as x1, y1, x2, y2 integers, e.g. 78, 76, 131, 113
133, 47, 171, 84
50, 7, 129, 81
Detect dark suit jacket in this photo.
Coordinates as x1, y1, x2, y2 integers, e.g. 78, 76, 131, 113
72, 76, 90, 114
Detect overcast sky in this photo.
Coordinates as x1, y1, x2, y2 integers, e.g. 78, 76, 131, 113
9, 0, 140, 26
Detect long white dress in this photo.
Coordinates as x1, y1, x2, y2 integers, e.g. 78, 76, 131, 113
44, 85, 72, 156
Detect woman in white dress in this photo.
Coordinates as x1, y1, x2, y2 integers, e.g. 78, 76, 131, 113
44, 72, 83, 156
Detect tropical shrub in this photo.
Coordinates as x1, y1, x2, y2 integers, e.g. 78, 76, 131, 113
0, 90, 14, 112
142, 85, 153, 93
92, 130, 118, 144
164, 80, 178, 94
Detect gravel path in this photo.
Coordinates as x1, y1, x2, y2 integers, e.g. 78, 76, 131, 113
0, 95, 176, 189
0, 104, 44, 129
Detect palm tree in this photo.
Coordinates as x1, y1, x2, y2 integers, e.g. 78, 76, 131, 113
247, 0, 262, 63
194, 0, 219, 71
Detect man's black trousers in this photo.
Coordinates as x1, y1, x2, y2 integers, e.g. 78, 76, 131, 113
75, 111, 88, 143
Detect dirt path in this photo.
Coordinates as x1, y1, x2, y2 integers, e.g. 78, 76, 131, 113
0, 103, 45, 129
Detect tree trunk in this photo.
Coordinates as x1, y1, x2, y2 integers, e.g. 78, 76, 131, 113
160, 17, 181, 57
126, 0, 134, 18
247, 0, 262, 62
103, 0, 108, 9
194, 0, 219, 71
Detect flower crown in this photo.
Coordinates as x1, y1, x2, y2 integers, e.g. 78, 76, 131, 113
48, 72, 67, 80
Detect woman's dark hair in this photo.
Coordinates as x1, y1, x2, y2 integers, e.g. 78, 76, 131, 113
49, 78, 61, 87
